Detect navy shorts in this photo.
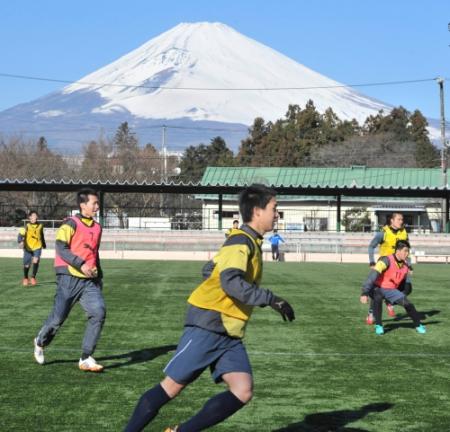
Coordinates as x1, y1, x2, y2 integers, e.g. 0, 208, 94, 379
379, 288, 406, 305
23, 248, 42, 265
164, 326, 252, 385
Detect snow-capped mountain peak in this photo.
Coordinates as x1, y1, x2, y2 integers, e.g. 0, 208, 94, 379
63, 21, 389, 125
2, 22, 441, 152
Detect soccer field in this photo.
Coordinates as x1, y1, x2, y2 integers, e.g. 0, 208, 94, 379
1, 258, 449, 431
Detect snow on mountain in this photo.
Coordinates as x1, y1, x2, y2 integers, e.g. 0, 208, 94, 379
0, 22, 441, 153
63, 22, 390, 125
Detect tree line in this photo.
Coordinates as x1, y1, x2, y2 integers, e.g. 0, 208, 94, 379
0, 101, 442, 223
181, 101, 440, 181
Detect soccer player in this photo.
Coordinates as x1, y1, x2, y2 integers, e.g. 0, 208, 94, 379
18, 210, 46, 286
360, 240, 425, 335
124, 184, 295, 432
366, 212, 412, 324
225, 219, 239, 238
33, 189, 106, 372
268, 229, 285, 261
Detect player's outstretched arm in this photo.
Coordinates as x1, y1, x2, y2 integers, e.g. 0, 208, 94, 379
270, 295, 295, 321
220, 268, 274, 306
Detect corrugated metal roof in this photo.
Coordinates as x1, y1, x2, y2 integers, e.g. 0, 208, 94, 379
201, 167, 444, 189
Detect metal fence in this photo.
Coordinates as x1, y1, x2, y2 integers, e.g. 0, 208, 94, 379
1, 202, 448, 233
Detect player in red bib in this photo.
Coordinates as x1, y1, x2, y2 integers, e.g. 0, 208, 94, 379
360, 240, 426, 336
33, 189, 106, 372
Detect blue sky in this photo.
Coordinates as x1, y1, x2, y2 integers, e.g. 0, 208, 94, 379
1, 0, 449, 119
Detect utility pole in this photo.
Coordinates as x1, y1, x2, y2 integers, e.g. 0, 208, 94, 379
437, 77, 449, 232
161, 125, 167, 182
160, 125, 167, 216
438, 78, 446, 185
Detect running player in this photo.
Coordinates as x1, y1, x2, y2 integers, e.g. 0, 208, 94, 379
18, 210, 46, 286
33, 189, 106, 372
124, 184, 295, 432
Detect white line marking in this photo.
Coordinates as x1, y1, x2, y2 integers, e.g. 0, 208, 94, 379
2, 346, 450, 358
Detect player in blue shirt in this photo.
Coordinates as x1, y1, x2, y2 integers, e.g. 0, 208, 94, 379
268, 229, 285, 261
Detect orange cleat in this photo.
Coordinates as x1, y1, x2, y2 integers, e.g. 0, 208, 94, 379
366, 312, 375, 325
22, 278, 29, 286
30, 277, 37, 286
164, 427, 179, 432
386, 303, 396, 318
78, 356, 104, 373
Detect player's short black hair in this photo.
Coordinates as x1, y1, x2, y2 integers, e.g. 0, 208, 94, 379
388, 212, 403, 224
77, 188, 99, 208
395, 239, 410, 250
28, 210, 38, 217
232, 219, 239, 224
239, 184, 277, 223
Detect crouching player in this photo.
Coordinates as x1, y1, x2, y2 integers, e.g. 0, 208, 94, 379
124, 184, 296, 432
360, 240, 425, 336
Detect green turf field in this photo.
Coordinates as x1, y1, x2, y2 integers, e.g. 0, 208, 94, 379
1, 257, 449, 431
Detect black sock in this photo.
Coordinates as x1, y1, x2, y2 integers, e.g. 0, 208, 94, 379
32, 262, 39, 278
81, 353, 90, 360
404, 303, 421, 327
24, 266, 30, 278
179, 391, 245, 432
124, 384, 171, 432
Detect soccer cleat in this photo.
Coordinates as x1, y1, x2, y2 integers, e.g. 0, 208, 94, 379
30, 277, 37, 286
366, 312, 374, 325
164, 427, 179, 432
375, 325, 384, 335
33, 338, 45, 365
78, 356, 104, 372
416, 324, 426, 334
386, 303, 396, 318
22, 278, 29, 286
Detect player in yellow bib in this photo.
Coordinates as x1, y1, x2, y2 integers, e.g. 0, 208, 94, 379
224, 219, 239, 238
366, 212, 412, 324
124, 184, 295, 432
18, 210, 46, 286
361, 240, 425, 335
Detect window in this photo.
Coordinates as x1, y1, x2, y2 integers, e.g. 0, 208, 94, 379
304, 217, 328, 231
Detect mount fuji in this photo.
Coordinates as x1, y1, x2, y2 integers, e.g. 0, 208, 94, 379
0, 22, 440, 154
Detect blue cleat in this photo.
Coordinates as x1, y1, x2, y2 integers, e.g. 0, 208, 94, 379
416, 324, 426, 334
375, 325, 384, 335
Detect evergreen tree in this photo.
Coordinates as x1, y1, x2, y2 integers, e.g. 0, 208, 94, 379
409, 110, 439, 167
113, 122, 139, 178
179, 136, 234, 181
236, 117, 269, 165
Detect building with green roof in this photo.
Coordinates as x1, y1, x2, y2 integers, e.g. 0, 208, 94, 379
199, 167, 445, 232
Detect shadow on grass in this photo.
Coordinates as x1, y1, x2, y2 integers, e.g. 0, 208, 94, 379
384, 320, 440, 333
99, 345, 177, 369
273, 402, 393, 432
24, 280, 56, 287
391, 309, 441, 322
45, 345, 177, 369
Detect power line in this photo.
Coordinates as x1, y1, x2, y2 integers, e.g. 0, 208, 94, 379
0, 72, 440, 91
